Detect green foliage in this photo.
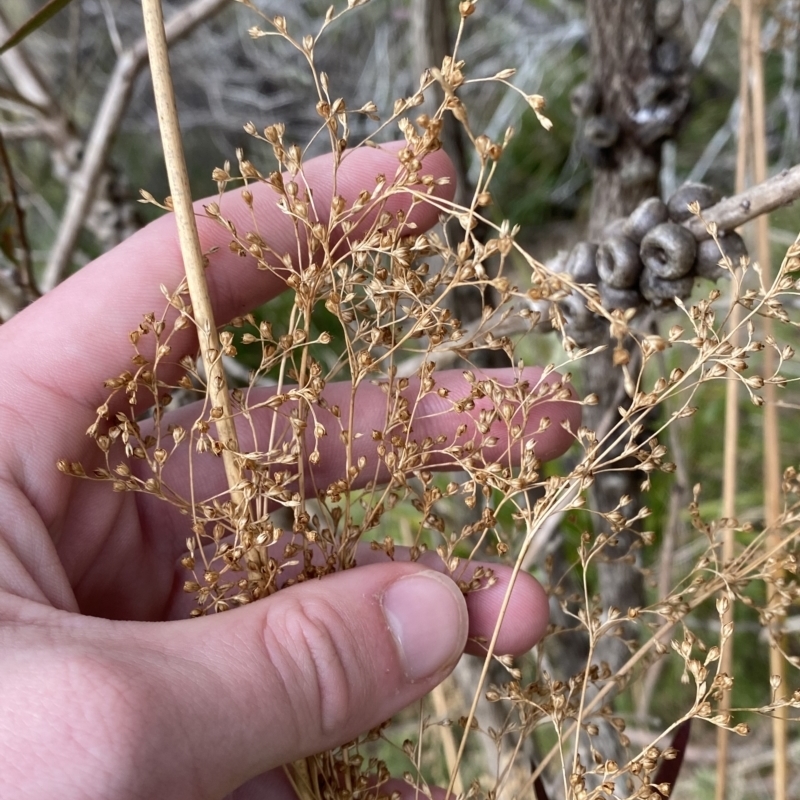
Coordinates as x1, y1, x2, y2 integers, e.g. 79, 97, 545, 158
0, 0, 77, 56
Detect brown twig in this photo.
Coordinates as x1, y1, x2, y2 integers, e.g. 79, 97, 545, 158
685, 162, 800, 241
0, 130, 37, 299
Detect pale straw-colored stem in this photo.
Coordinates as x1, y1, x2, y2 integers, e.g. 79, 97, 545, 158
750, 6, 788, 798
715, 1, 753, 795
140, 0, 243, 508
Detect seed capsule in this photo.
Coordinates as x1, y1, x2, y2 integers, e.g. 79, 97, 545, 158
640, 269, 694, 307
566, 241, 600, 283
599, 283, 642, 311
694, 232, 748, 279
666, 182, 721, 222
597, 235, 643, 289
624, 197, 669, 244
640, 222, 697, 279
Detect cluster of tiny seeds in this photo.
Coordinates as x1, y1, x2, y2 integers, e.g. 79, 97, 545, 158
56, 2, 800, 797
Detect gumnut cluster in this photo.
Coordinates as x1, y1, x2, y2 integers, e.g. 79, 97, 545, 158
570, 0, 691, 188
548, 182, 748, 345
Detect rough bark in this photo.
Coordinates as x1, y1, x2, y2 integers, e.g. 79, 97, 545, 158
583, 0, 669, 649
585, 1, 664, 233
544, 1, 692, 791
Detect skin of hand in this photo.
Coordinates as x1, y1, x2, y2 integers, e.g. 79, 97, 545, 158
0, 143, 580, 800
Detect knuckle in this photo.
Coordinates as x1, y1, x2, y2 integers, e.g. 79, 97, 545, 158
262, 598, 368, 740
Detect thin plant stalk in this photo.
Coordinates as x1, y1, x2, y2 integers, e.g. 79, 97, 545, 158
750, 5, 788, 797
430, 682, 465, 796
715, 2, 754, 794
398, 516, 465, 795
140, 0, 243, 508
0, 131, 36, 298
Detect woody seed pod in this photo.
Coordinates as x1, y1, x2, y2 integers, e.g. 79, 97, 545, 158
566, 241, 600, 283
640, 222, 697, 279
559, 291, 605, 345
599, 283, 642, 311
597, 235, 642, 289
640, 268, 694, 306
667, 182, 721, 222
624, 197, 669, 243
570, 81, 602, 119
584, 115, 620, 149
694, 232, 748, 280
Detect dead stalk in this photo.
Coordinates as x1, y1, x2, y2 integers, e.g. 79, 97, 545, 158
140, 0, 243, 507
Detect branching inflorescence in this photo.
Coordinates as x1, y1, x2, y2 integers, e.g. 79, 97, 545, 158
58, 2, 800, 798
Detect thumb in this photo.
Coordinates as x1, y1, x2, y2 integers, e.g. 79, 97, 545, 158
133, 563, 468, 797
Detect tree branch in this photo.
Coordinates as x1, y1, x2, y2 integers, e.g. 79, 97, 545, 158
685, 163, 800, 240
40, 0, 229, 292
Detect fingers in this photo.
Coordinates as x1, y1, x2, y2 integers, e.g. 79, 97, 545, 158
361, 547, 550, 657
121, 563, 469, 797
5, 555, 546, 799
168, 541, 549, 658
461, 562, 548, 656
0, 143, 455, 440
140, 364, 578, 581
151, 365, 580, 513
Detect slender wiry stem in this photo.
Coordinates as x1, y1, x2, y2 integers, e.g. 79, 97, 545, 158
140, 0, 243, 508
751, 6, 788, 797
716, 4, 752, 795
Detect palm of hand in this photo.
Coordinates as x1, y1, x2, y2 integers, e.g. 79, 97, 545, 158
0, 146, 578, 799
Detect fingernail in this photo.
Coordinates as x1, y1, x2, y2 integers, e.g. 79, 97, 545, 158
381, 571, 468, 682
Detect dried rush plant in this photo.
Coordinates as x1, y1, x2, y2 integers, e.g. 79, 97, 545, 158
58, 2, 800, 799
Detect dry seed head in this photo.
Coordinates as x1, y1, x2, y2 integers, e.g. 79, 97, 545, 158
62, 4, 800, 796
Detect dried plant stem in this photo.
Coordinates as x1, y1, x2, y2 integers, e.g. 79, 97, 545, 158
447, 552, 525, 800
636, 404, 689, 723
429, 682, 465, 796
525, 513, 800, 796
751, 6, 788, 797
716, 3, 753, 795
396, 517, 465, 794
140, 0, 243, 507
446, 481, 582, 799
0, 132, 35, 297
715, 310, 740, 800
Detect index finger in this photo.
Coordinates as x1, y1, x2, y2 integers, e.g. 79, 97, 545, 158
0, 143, 455, 456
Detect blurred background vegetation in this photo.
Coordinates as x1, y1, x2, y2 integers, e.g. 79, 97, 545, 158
2, 1, 800, 798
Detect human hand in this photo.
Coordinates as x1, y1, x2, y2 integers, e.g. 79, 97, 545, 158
0, 143, 579, 799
